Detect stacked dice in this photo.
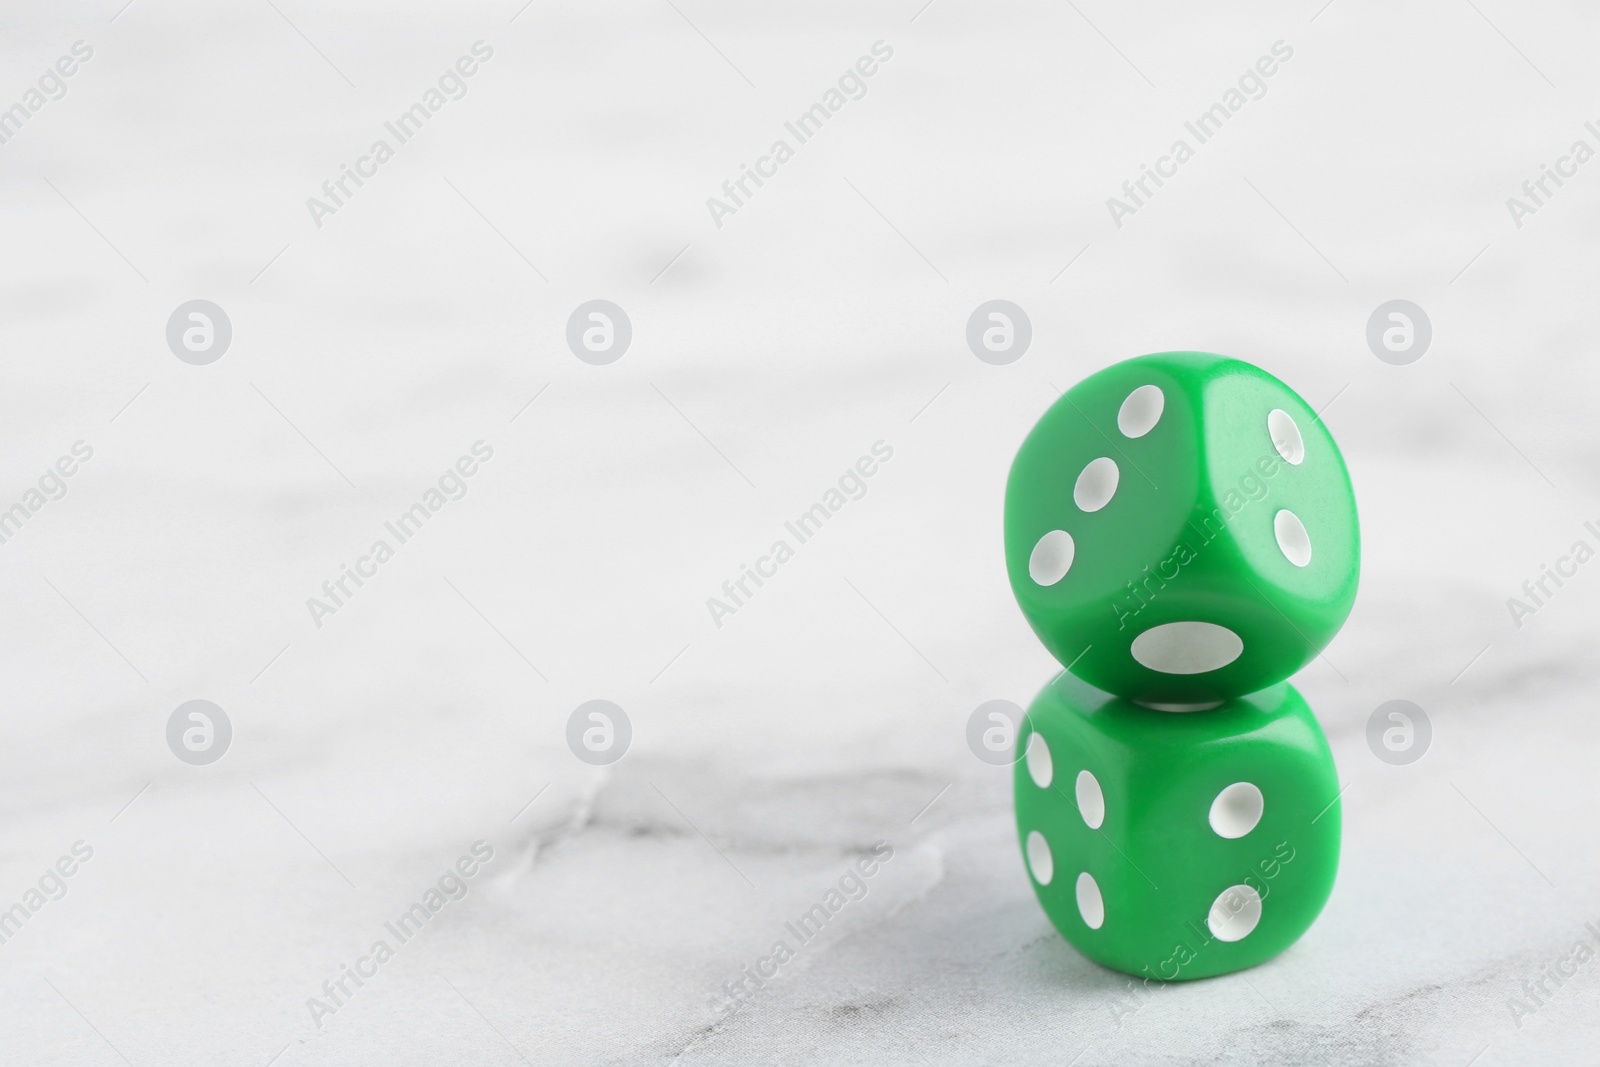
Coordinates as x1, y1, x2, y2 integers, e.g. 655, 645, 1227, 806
1003, 353, 1358, 981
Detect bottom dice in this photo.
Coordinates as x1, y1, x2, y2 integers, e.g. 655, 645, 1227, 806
1014, 672, 1340, 980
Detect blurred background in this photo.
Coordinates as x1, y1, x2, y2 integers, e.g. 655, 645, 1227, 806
2, 0, 1598, 1063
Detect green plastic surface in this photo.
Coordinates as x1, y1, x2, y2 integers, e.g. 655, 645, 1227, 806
1014, 672, 1340, 980
1003, 352, 1359, 704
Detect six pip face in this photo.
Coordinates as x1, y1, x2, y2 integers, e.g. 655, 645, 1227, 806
1004, 352, 1360, 704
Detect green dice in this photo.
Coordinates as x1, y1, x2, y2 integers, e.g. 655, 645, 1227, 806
1004, 352, 1358, 705
1014, 673, 1340, 980
1004, 353, 1356, 980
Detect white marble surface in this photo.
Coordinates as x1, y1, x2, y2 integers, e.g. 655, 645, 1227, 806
3, 1, 1600, 1063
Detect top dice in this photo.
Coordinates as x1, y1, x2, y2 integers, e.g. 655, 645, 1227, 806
1004, 352, 1359, 704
